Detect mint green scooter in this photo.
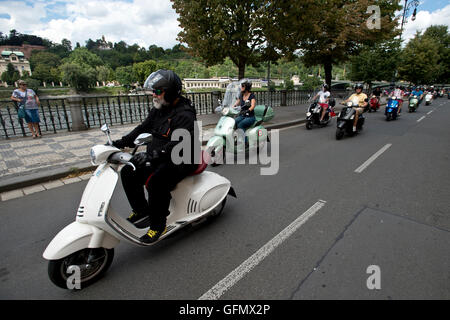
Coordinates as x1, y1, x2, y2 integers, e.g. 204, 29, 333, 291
206, 81, 274, 165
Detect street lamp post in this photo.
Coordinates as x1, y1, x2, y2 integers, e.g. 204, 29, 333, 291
400, 0, 419, 41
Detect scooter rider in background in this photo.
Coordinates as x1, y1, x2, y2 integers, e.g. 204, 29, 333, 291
390, 85, 404, 115
372, 86, 382, 100
112, 69, 198, 244
343, 83, 368, 132
312, 84, 331, 124
410, 87, 424, 104
232, 79, 256, 142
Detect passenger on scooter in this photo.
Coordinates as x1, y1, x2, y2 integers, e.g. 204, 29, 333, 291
232, 79, 256, 142
112, 69, 198, 244
343, 83, 368, 132
312, 84, 331, 124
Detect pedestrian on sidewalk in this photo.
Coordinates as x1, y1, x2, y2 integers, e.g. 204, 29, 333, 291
11, 80, 42, 139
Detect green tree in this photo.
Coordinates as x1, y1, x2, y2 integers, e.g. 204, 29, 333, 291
132, 60, 159, 84
115, 66, 134, 85
61, 62, 97, 92
61, 38, 72, 51
1, 63, 20, 84
29, 51, 61, 71
421, 25, 450, 84
398, 32, 441, 85
64, 47, 104, 68
266, 0, 401, 87
349, 39, 401, 87
172, 0, 281, 79
96, 65, 114, 83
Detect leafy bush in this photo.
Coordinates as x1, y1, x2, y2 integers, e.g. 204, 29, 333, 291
61, 62, 96, 92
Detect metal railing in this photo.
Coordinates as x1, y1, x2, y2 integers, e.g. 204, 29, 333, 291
0, 89, 348, 139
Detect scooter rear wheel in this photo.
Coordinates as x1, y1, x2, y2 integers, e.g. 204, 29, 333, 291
48, 248, 114, 290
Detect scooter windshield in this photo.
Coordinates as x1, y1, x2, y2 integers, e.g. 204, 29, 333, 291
215, 81, 242, 113
222, 81, 241, 108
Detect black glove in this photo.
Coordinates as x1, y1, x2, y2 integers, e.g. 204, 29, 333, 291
130, 152, 152, 167
112, 139, 127, 149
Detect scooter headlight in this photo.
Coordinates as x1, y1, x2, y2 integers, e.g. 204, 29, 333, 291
222, 107, 230, 116
306, 112, 312, 117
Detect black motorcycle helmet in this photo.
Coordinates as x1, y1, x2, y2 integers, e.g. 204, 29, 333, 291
240, 79, 252, 92
355, 83, 364, 90
144, 69, 182, 103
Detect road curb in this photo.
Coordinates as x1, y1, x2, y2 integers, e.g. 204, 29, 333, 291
0, 164, 96, 193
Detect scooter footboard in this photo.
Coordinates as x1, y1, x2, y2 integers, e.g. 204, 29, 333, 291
43, 221, 119, 260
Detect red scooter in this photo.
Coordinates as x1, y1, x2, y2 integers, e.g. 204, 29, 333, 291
368, 95, 380, 112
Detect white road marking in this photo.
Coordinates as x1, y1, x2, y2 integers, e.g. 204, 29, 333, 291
417, 116, 426, 122
278, 123, 306, 131
354, 144, 392, 173
427, 110, 433, 115
198, 199, 327, 300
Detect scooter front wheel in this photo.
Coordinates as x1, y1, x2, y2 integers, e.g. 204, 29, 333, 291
48, 247, 114, 290
336, 128, 344, 140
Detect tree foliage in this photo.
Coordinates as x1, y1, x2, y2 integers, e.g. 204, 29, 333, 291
349, 39, 401, 86
171, 0, 280, 79
397, 29, 443, 85
61, 62, 97, 92
266, 0, 401, 87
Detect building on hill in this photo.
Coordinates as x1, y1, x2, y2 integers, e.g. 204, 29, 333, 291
0, 50, 32, 76
0, 44, 46, 60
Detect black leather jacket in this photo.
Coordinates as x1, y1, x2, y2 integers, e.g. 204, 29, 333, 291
119, 96, 198, 164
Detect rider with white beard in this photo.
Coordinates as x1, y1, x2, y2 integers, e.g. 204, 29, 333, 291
112, 69, 198, 243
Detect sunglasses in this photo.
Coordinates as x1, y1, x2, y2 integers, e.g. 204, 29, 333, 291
152, 88, 164, 95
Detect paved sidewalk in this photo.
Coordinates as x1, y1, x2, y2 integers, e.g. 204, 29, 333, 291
0, 97, 386, 199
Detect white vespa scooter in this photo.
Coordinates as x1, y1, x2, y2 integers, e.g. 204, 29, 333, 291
43, 124, 236, 289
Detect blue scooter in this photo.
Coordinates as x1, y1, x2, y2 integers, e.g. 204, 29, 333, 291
385, 97, 399, 121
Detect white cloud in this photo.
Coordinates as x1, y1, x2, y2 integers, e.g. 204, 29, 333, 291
401, 4, 450, 43
0, 0, 182, 49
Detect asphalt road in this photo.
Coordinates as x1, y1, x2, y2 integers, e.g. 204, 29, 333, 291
1, 98, 449, 300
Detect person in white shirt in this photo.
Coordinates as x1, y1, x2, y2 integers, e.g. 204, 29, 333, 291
312, 84, 331, 123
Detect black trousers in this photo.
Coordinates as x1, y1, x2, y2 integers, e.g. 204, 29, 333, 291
121, 162, 197, 230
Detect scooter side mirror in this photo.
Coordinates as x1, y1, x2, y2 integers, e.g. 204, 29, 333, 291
101, 124, 113, 145
101, 124, 110, 134
134, 133, 153, 146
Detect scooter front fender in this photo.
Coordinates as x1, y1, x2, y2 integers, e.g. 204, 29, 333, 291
337, 120, 347, 129
43, 221, 119, 260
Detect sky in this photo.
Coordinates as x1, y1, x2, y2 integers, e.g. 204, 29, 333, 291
0, 0, 449, 50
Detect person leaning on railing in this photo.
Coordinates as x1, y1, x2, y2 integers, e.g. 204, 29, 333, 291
11, 80, 42, 138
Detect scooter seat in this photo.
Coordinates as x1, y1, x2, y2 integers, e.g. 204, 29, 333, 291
189, 151, 209, 176
145, 151, 209, 188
